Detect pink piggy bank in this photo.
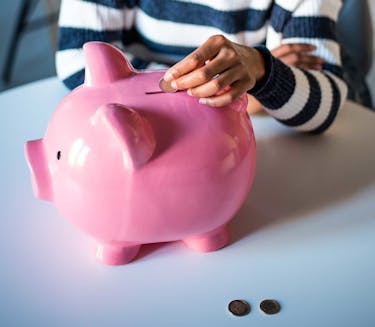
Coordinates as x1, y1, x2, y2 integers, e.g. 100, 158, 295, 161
25, 42, 256, 265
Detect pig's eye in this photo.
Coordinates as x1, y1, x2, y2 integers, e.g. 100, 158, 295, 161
57, 151, 62, 160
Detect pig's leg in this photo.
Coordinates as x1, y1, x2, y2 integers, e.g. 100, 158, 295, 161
95, 243, 141, 265
183, 224, 229, 252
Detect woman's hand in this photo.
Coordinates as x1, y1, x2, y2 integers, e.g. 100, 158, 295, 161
163, 35, 266, 107
271, 43, 324, 70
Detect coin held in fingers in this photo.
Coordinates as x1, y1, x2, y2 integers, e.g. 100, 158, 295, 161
159, 77, 177, 93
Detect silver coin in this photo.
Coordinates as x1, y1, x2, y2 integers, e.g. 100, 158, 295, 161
159, 77, 177, 93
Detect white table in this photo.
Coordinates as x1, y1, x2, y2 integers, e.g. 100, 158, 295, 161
1, 77, 374, 327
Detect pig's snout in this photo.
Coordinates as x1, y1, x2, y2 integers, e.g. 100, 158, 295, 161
25, 139, 53, 201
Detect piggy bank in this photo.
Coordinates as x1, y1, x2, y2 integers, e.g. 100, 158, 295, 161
25, 42, 256, 265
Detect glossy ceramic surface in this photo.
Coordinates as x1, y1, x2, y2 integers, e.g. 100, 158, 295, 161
24, 42, 256, 265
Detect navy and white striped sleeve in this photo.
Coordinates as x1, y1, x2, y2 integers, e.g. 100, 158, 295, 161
250, 0, 348, 133
56, 0, 137, 89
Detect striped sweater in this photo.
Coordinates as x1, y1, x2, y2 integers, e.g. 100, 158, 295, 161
56, 0, 348, 133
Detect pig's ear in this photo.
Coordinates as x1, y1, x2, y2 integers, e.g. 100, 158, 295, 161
83, 42, 136, 87
92, 104, 156, 170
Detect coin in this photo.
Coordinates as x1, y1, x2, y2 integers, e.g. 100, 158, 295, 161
228, 300, 251, 316
159, 77, 177, 93
259, 299, 281, 315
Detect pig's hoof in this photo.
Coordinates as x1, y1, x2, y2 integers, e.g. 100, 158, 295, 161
183, 225, 229, 252
95, 243, 141, 265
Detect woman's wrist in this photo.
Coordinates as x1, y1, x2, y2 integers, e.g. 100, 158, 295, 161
252, 47, 266, 84
248, 45, 274, 95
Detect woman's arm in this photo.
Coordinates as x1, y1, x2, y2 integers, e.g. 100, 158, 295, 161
247, 43, 324, 115
250, 0, 348, 133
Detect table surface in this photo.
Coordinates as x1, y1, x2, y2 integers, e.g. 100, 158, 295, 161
1, 77, 375, 327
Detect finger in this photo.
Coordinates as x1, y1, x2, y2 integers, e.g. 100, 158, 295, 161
163, 36, 225, 82
198, 80, 248, 107
271, 43, 316, 58
279, 53, 325, 67
172, 48, 236, 90
188, 66, 243, 98
300, 54, 325, 65
298, 63, 323, 71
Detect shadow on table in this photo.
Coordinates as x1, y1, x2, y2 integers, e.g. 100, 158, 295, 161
230, 111, 375, 242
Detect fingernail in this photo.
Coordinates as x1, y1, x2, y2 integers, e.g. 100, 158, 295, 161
187, 89, 193, 96
199, 98, 208, 105
164, 71, 174, 81
171, 80, 177, 90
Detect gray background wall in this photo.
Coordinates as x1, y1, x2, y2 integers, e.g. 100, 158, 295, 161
1, 0, 375, 108
0, 0, 58, 91
367, 0, 375, 102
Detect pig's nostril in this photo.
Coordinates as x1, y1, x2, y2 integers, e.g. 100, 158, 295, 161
57, 151, 61, 160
